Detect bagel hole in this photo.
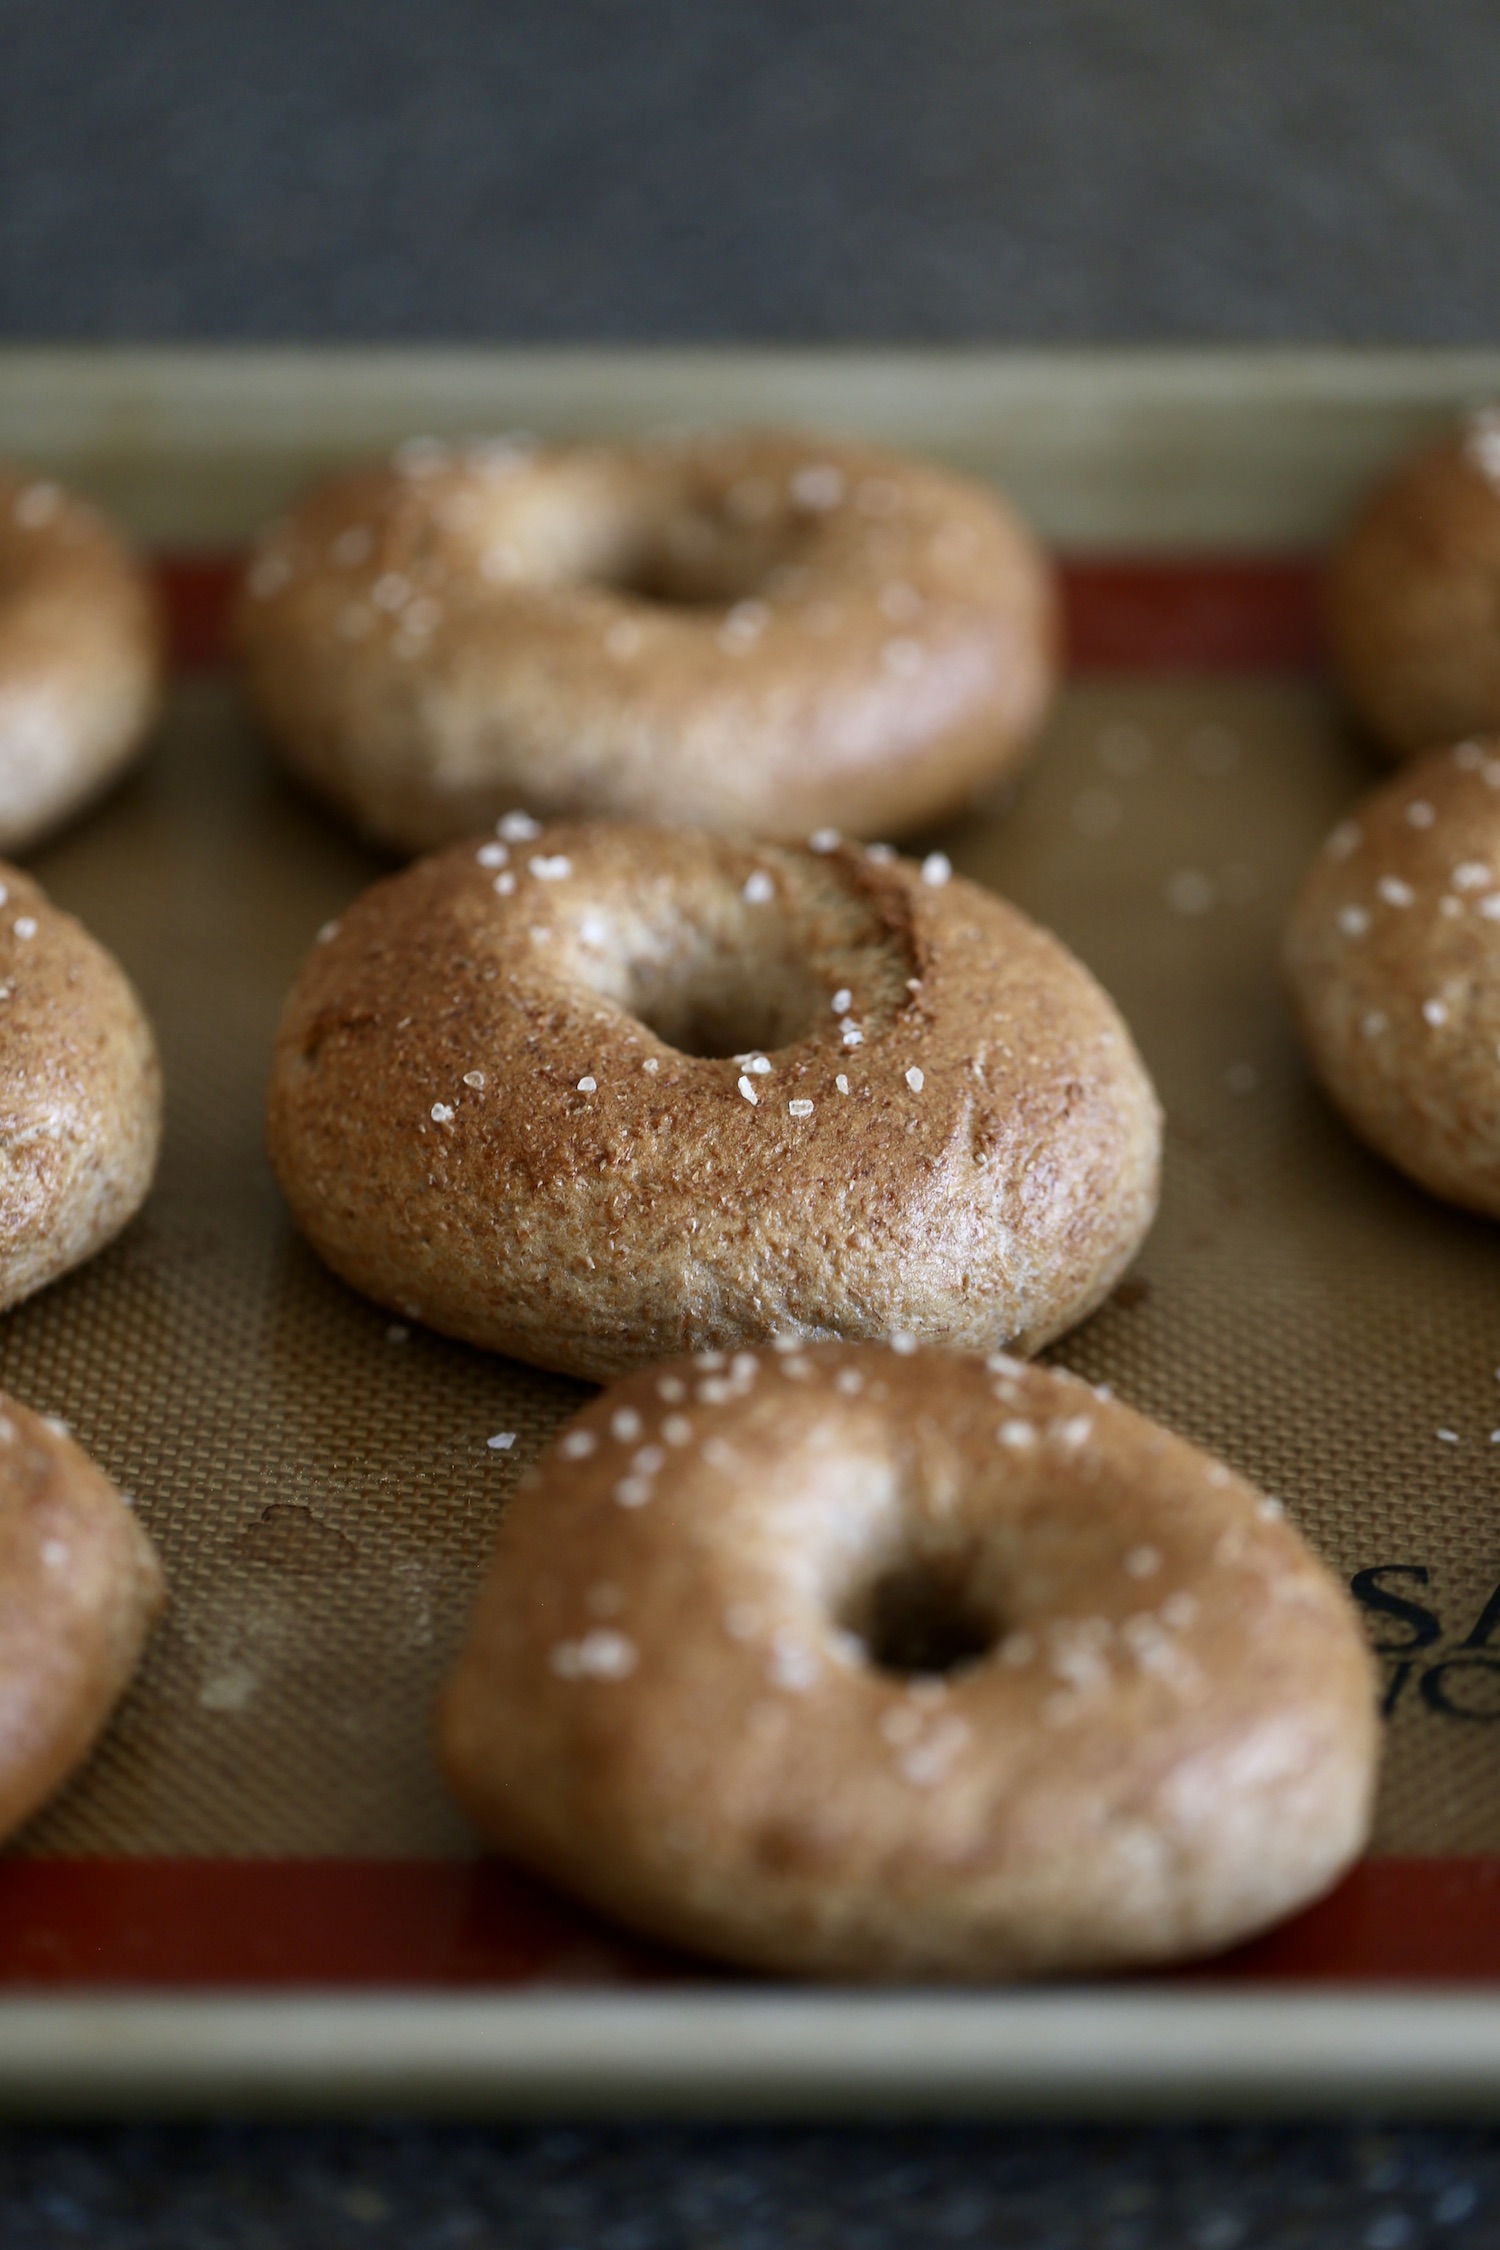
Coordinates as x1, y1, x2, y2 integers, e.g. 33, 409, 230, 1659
576, 912, 830, 1060
846, 1558, 998, 1680
626, 956, 824, 1059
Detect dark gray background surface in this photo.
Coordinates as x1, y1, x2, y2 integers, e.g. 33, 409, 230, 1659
2, 0, 1499, 344
4, 1, 1500, 2242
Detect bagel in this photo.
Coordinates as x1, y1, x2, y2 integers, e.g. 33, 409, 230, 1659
0, 468, 161, 850
266, 823, 1160, 1379
237, 429, 1057, 852
0, 1394, 162, 1842
1328, 410, 1500, 760
0, 862, 161, 1309
436, 1343, 1378, 1979
1285, 736, 1500, 1214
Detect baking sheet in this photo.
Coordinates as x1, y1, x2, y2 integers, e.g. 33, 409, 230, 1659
9, 667, 1497, 1865
1, 349, 1499, 2111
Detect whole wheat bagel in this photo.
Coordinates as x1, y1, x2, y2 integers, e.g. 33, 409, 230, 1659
267, 823, 1160, 1378
0, 862, 161, 1309
238, 429, 1057, 852
1328, 410, 1500, 760
0, 1394, 162, 1843
0, 468, 161, 850
1285, 737, 1500, 1215
437, 1343, 1378, 1979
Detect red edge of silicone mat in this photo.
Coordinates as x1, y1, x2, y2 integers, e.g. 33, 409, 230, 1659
157, 554, 1328, 676
11, 546, 1449, 1999
0, 1859, 1497, 1989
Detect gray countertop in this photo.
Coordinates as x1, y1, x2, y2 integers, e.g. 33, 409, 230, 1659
3, 0, 1500, 346
5, 0, 1500, 2239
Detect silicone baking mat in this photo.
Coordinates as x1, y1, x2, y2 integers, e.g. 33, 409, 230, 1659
0, 357, 1497, 2104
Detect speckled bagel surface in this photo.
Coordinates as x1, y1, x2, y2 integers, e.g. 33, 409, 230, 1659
0, 1393, 162, 1842
238, 428, 1057, 852
1328, 412, 1500, 761
0, 862, 161, 1310
1285, 738, 1500, 1216
267, 824, 1161, 1378
436, 1344, 1378, 1980
0, 468, 162, 851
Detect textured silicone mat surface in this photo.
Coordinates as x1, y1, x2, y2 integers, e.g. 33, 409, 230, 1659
7, 664, 1498, 1858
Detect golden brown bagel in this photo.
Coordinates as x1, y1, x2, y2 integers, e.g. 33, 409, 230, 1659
436, 1344, 1378, 1980
0, 469, 161, 849
267, 823, 1160, 1378
1285, 737, 1500, 1215
1328, 411, 1500, 760
0, 862, 161, 1309
0, 1394, 162, 1842
238, 429, 1058, 852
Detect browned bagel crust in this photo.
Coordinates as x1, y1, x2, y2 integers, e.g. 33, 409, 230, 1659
1285, 739, 1500, 1215
237, 430, 1058, 852
436, 1345, 1378, 1980
267, 824, 1160, 1378
0, 862, 161, 1309
0, 1395, 162, 1842
0, 470, 162, 850
1327, 415, 1500, 761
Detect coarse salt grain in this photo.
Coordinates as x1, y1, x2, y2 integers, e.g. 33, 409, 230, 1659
905, 1066, 924, 1092
1327, 821, 1361, 860
1338, 905, 1371, 937
1378, 875, 1415, 908
808, 828, 840, 853
486, 1432, 516, 1450
499, 811, 541, 841
248, 551, 291, 599
552, 1630, 637, 1680
788, 1098, 814, 1117
1165, 870, 1215, 916
463, 1071, 485, 1088
1406, 800, 1436, 827
493, 872, 517, 895
661, 1415, 693, 1446
1423, 999, 1449, 1026
921, 851, 952, 887
530, 854, 572, 880
1055, 1415, 1093, 1448
1363, 1011, 1388, 1037
477, 841, 508, 867
12, 918, 36, 941
791, 462, 845, 510
1125, 1545, 1161, 1577
614, 1478, 652, 1508
430, 1103, 455, 1123
890, 1332, 918, 1355
611, 1409, 643, 1442
738, 1076, 758, 1104
316, 919, 339, 943
1480, 895, 1500, 919
835, 1074, 850, 1093
743, 870, 775, 903
831, 987, 853, 1013
576, 1075, 597, 1093
1453, 861, 1492, 890
559, 1430, 597, 1460
1437, 1428, 1460, 1444
998, 1419, 1036, 1448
